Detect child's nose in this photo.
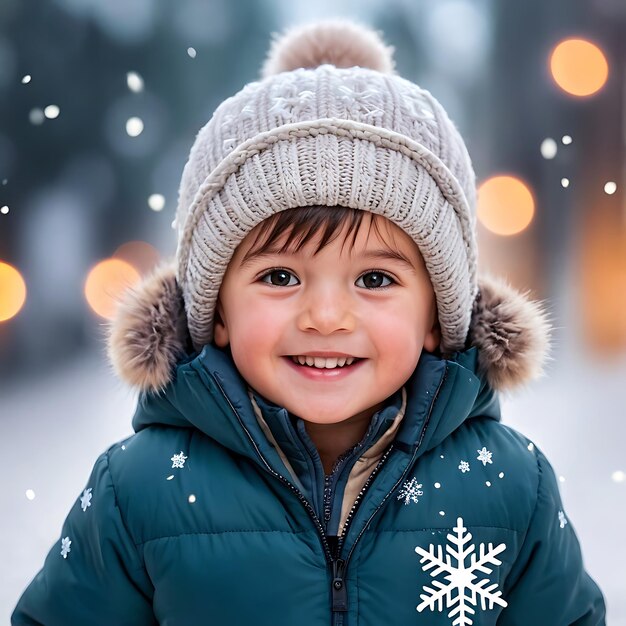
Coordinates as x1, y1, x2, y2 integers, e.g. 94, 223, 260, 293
296, 286, 356, 335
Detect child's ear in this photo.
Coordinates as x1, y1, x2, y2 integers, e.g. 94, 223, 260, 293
213, 301, 230, 348
423, 308, 441, 353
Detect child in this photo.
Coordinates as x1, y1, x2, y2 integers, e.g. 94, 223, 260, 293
13, 20, 606, 626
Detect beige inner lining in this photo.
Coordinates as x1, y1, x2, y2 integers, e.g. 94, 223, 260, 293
249, 387, 408, 536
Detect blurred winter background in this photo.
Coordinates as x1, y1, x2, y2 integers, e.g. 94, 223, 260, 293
1, 0, 625, 622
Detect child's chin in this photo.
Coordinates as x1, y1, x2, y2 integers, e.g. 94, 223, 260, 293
292, 402, 364, 426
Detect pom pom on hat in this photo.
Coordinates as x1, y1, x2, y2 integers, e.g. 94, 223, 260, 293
261, 19, 396, 78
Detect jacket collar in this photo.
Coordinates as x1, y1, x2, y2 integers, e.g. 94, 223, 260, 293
132, 342, 499, 474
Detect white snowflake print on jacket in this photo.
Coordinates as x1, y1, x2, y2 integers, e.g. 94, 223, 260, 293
397, 477, 424, 505
476, 447, 493, 466
60, 537, 71, 559
415, 517, 508, 626
80, 487, 92, 512
458, 461, 470, 473
171, 451, 188, 469
559, 510, 568, 529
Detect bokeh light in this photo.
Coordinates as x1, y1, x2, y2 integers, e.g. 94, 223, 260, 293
540, 138, 557, 159
126, 116, 144, 137
550, 38, 609, 97
44, 105, 60, 119
113, 240, 160, 275
148, 193, 165, 211
477, 175, 535, 236
126, 71, 144, 93
29, 108, 44, 125
84, 258, 140, 319
0, 261, 27, 322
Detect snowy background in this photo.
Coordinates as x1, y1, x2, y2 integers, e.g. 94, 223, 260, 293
2, 0, 625, 623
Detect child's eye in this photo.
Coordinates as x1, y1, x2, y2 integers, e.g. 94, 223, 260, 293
356, 271, 395, 290
259, 269, 299, 287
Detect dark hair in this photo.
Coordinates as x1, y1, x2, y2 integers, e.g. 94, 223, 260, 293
241, 206, 405, 264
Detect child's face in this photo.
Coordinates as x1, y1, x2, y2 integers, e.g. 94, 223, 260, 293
214, 212, 440, 426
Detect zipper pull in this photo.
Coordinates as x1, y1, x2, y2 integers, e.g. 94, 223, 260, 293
331, 558, 348, 612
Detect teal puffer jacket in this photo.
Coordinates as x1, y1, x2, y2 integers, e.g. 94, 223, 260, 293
13, 338, 605, 625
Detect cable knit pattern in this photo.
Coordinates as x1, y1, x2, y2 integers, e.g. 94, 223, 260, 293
174, 30, 478, 354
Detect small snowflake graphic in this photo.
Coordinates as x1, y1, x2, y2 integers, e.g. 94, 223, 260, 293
558, 510, 568, 529
171, 451, 188, 469
397, 477, 424, 505
60, 537, 71, 559
80, 488, 92, 512
476, 447, 493, 466
458, 461, 470, 474
415, 517, 508, 625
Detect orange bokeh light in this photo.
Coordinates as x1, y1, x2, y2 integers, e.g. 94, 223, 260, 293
84, 258, 141, 319
549, 38, 609, 97
0, 261, 27, 322
477, 175, 535, 236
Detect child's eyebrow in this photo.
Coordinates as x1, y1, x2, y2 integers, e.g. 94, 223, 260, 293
239, 248, 416, 271
358, 249, 416, 270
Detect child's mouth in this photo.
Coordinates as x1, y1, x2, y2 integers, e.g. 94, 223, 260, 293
283, 356, 365, 380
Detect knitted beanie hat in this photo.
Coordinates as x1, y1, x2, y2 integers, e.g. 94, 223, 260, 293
174, 19, 478, 355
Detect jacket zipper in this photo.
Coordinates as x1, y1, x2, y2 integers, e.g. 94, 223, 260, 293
209, 367, 447, 623
338, 366, 448, 566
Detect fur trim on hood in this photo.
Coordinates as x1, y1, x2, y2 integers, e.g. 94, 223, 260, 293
107, 262, 552, 395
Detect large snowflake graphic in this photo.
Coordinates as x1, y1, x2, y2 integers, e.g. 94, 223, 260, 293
397, 477, 424, 505
415, 517, 508, 625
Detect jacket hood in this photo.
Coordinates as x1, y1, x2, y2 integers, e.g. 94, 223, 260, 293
107, 262, 553, 395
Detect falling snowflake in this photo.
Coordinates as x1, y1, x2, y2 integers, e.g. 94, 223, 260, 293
415, 517, 508, 625
171, 451, 188, 469
476, 447, 493, 466
458, 461, 470, 473
80, 488, 92, 512
60, 537, 71, 559
397, 477, 424, 505
558, 510, 568, 529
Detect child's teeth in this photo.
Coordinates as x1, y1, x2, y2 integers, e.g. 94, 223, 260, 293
291, 356, 357, 369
